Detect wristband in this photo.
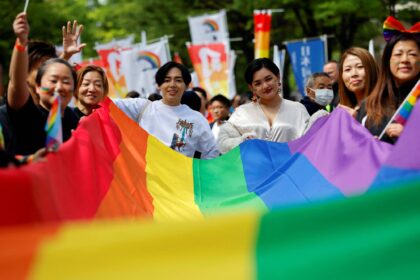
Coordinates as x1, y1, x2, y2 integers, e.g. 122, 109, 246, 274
15, 39, 27, 52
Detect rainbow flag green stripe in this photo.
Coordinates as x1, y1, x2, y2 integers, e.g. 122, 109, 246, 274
193, 149, 267, 215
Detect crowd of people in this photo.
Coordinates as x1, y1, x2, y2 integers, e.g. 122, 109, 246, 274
0, 12, 419, 167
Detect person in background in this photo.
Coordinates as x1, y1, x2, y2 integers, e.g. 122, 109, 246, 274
73, 65, 109, 120
6, 13, 78, 156
147, 93, 162, 101
113, 62, 219, 159
126, 90, 140, 98
209, 94, 231, 140
338, 47, 379, 117
300, 72, 334, 115
192, 86, 208, 116
218, 58, 309, 154
181, 90, 201, 112
323, 60, 339, 107
357, 29, 420, 143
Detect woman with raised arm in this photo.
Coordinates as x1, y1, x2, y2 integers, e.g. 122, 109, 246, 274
217, 58, 309, 154
6, 13, 78, 156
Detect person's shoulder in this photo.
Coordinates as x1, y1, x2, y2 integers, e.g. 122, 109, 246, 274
284, 98, 307, 110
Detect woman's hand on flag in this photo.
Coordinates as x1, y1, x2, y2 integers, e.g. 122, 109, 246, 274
386, 123, 404, 138
61, 20, 86, 60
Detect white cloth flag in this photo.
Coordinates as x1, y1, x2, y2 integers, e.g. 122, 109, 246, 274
120, 39, 170, 98
188, 10, 229, 44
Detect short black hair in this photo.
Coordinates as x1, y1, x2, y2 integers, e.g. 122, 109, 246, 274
155, 61, 191, 86
147, 93, 162, 101
244, 58, 280, 85
35, 58, 77, 91
126, 90, 140, 98
181, 90, 201, 112
192, 86, 207, 100
28, 40, 58, 72
210, 94, 231, 108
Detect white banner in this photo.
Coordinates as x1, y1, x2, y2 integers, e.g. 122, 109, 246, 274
188, 10, 229, 44
120, 39, 171, 98
94, 35, 134, 51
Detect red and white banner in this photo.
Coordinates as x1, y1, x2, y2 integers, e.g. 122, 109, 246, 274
188, 42, 232, 99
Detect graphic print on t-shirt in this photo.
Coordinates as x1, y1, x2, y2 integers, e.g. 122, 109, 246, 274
170, 119, 194, 151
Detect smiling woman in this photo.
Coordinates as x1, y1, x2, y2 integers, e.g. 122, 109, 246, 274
74, 65, 109, 120
217, 58, 310, 154
357, 31, 420, 143
113, 62, 219, 159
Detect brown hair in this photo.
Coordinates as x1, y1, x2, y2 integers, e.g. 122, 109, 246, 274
74, 65, 109, 99
338, 47, 378, 108
366, 33, 420, 126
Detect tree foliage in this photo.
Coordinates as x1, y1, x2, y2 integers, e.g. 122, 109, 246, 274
0, 0, 418, 95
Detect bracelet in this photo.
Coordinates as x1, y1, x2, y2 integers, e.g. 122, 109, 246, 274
15, 39, 27, 52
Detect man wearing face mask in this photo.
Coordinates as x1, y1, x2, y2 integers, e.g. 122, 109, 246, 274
300, 72, 334, 116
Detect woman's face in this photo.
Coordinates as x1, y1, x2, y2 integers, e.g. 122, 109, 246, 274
159, 67, 186, 106
249, 67, 280, 101
77, 71, 105, 107
390, 40, 420, 86
342, 54, 366, 95
36, 63, 74, 110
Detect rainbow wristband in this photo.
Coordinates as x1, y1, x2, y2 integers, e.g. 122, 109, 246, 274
15, 39, 27, 52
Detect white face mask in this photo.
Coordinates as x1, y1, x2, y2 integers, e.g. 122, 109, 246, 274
310, 88, 334, 106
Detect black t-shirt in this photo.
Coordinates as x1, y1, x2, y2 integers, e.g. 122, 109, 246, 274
6, 97, 79, 155
72, 107, 87, 121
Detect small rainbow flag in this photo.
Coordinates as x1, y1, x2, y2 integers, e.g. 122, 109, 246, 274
0, 124, 4, 150
394, 79, 420, 125
44, 90, 62, 150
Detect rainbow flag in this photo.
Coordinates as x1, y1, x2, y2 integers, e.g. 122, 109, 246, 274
0, 173, 419, 279
254, 10, 272, 59
394, 79, 420, 125
44, 90, 62, 150
0, 98, 394, 226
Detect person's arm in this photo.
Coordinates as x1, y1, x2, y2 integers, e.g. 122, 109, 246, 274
197, 120, 220, 159
60, 20, 86, 61
7, 12, 30, 110
217, 121, 255, 154
112, 98, 150, 122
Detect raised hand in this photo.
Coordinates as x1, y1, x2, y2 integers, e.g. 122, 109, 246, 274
13, 12, 29, 45
62, 20, 86, 60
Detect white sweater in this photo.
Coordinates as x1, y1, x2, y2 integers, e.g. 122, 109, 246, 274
217, 99, 310, 153
113, 98, 219, 159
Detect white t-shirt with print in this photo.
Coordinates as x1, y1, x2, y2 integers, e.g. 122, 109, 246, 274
113, 98, 219, 159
